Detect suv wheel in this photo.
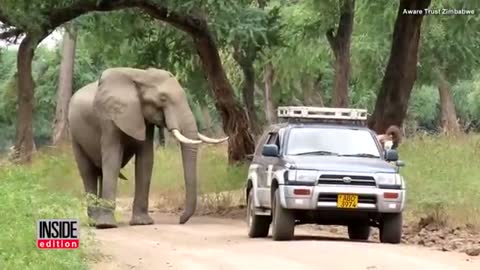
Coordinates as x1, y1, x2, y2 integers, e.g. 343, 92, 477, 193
347, 223, 371, 241
271, 188, 295, 241
247, 189, 271, 238
379, 213, 403, 244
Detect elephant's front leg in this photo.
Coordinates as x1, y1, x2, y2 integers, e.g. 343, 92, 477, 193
96, 123, 124, 229
130, 125, 155, 225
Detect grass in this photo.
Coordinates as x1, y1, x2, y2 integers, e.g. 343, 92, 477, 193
22, 143, 248, 211
399, 133, 480, 227
0, 134, 479, 269
0, 160, 96, 270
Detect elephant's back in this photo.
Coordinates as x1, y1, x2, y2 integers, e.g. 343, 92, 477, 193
69, 82, 102, 165
69, 81, 98, 118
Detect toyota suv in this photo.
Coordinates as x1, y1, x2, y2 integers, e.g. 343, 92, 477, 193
245, 106, 406, 243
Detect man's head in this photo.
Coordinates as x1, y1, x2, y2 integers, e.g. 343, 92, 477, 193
376, 125, 402, 150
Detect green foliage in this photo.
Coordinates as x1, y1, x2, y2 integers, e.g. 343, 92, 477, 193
418, 1, 480, 84
0, 49, 18, 149
408, 85, 440, 130
451, 75, 480, 127
0, 160, 93, 270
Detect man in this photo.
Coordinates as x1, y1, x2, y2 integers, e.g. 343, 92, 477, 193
376, 125, 402, 150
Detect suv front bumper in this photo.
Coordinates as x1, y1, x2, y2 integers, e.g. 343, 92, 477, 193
278, 184, 405, 213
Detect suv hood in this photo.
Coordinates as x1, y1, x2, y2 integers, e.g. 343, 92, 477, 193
284, 155, 397, 174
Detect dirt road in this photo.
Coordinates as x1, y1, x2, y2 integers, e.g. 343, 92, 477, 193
89, 212, 479, 270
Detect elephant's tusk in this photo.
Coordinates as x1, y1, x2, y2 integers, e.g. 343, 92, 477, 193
171, 129, 202, 144
197, 133, 229, 144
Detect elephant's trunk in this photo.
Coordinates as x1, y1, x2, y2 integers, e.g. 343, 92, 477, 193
178, 137, 198, 224
166, 103, 199, 224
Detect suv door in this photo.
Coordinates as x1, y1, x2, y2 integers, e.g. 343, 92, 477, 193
257, 131, 281, 207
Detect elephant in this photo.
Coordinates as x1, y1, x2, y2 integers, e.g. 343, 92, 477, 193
67, 67, 228, 229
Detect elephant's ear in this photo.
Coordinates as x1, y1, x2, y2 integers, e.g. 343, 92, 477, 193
93, 70, 146, 141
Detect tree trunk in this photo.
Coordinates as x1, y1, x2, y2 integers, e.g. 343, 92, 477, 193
368, 0, 432, 133
52, 27, 77, 145
437, 70, 460, 134
302, 74, 324, 106
200, 105, 214, 136
14, 33, 42, 163
263, 62, 276, 124
326, 0, 355, 108
233, 47, 259, 135
192, 34, 255, 163
242, 65, 259, 135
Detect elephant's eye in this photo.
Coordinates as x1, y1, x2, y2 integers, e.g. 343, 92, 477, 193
159, 95, 167, 104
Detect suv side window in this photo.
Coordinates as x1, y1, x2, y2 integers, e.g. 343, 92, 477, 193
254, 131, 270, 156
266, 132, 277, 144
265, 132, 281, 153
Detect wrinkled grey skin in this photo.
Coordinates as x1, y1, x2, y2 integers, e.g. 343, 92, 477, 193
68, 67, 205, 228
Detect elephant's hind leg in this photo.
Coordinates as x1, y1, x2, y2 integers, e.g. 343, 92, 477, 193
72, 140, 101, 226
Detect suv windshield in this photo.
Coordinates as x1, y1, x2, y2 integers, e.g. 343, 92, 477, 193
286, 127, 380, 157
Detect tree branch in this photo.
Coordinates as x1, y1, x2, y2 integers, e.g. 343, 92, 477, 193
0, 28, 23, 40
45, 0, 141, 30
1, 0, 208, 43
138, 2, 208, 36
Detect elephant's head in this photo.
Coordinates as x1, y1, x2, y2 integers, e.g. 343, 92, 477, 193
93, 67, 228, 224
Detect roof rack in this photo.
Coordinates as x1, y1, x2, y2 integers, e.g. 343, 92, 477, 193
277, 106, 368, 126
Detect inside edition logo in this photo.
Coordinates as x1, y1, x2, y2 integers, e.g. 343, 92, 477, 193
37, 219, 79, 249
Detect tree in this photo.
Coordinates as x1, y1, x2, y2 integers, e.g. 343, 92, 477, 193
263, 61, 276, 124
12, 33, 42, 162
229, 0, 281, 135
436, 69, 459, 134
416, 0, 480, 134
368, 0, 432, 133
1, 0, 257, 163
326, 0, 355, 108
52, 26, 77, 145
1, 0, 143, 162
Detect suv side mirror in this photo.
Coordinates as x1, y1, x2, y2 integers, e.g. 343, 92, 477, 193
384, 149, 398, 162
395, 160, 405, 167
262, 144, 279, 157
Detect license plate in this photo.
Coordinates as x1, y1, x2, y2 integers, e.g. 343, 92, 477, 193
337, 194, 358, 208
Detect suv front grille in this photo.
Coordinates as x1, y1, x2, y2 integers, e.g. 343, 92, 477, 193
318, 193, 377, 204
318, 174, 376, 186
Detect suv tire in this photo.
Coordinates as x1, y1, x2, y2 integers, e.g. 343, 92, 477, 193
271, 188, 295, 241
247, 189, 271, 238
347, 223, 371, 241
379, 213, 403, 244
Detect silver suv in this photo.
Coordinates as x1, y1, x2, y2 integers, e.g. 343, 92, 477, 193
245, 107, 406, 243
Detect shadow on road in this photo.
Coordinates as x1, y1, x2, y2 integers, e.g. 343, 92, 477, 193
268, 234, 379, 245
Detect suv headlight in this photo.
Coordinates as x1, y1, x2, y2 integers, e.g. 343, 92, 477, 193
287, 169, 319, 182
376, 173, 402, 187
